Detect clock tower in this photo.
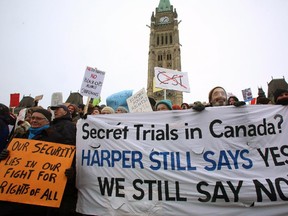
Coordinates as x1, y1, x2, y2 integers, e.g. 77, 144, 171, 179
146, 0, 183, 105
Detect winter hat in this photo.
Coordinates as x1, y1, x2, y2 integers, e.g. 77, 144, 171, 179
33, 108, 52, 122
101, 106, 115, 114
274, 89, 288, 104
208, 86, 226, 104
78, 104, 85, 110
0, 103, 9, 117
50, 104, 69, 112
155, 99, 173, 110
181, 103, 190, 109
116, 106, 129, 113
0, 103, 13, 124
228, 96, 239, 102
172, 104, 182, 110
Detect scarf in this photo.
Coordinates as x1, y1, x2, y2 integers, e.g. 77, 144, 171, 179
28, 125, 50, 139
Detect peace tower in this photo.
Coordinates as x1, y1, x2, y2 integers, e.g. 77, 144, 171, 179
146, 0, 183, 105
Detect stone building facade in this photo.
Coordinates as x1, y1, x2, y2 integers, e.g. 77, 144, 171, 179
146, 0, 183, 105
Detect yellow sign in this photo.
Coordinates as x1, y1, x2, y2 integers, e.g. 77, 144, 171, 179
153, 78, 162, 93
0, 138, 76, 208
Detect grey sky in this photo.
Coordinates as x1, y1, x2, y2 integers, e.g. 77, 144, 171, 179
1, 0, 287, 108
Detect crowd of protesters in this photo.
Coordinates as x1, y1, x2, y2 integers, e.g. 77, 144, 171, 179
0, 86, 288, 215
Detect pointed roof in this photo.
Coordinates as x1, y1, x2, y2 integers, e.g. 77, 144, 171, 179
157, 0, 171, 12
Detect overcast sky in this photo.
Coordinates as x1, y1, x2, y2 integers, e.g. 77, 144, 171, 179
1, 0, 288, 108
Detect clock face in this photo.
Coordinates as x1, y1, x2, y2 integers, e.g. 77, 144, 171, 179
159, 16, 169, 24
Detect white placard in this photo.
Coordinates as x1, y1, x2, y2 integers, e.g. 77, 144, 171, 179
154, 67, 190, 92
127, 88, 153, 113
80, 66, 105, 98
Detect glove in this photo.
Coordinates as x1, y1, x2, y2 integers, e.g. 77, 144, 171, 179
0, 149, 9, 161
234, 101, 246, 107
65, 167, 75, 179
192, 102, 205, 112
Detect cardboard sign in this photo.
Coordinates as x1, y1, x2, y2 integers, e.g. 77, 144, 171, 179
51, 92, 63, 106
34, 95, 43, 101
10, 93, 20, 108
0, 138, 76, 208
127, 88, 153, 112
242, 88, 253, 101
154, 67, 190, 92
80, 67, 105, 99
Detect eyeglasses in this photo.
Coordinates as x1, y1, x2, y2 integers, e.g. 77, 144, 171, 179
31, 116, 48, 121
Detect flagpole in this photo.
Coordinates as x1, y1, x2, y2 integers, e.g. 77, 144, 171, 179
84, 97, 90, 115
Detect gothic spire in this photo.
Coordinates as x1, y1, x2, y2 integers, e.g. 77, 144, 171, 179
157, 0, 171, 12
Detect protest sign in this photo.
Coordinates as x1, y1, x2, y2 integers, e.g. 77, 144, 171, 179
127, 88, 153, 113
154, 67, 190, 92
34, 95, 43, 101
10, 93, 20, 107
242, 88, 253, 101
16, 108, 27, 122
51, 92, 63, 106
76, 105, 288, 215
80, 66, 105, 99
0, 138, 76, 208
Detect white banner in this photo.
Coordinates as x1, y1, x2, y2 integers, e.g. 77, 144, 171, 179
154, 67, 190, 93
80, 66, 105, 98
76, 105, 288, 216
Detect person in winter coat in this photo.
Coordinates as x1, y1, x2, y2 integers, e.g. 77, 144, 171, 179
0, 103, 11, 152
12, 108, 63, 142
274, 89, 288, 105
67, 103, 80, 124
50, 104, 76, 145
0, 108, 77, 216
227, 96, 239, 106
49, 104, 78, 215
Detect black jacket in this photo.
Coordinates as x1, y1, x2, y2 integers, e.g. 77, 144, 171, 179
50, 113, 76, 145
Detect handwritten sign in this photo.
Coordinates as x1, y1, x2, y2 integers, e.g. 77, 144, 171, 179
51, 92, 63, 106
127, 88, 153, 113
242, 88, 253, 101
80, 66, 105, 98
154, 67, 190, 92
0, 138, 76, 207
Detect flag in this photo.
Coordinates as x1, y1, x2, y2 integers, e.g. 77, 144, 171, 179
92, 97, 101, 106
153, 78, 162, 93
250, 98, 257, 105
